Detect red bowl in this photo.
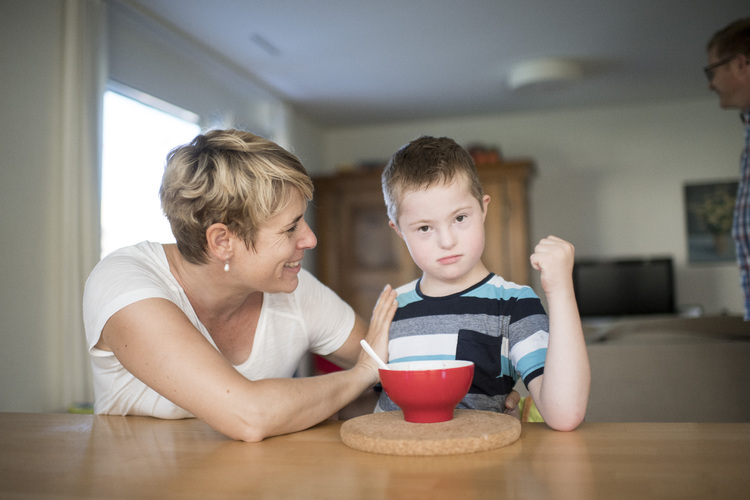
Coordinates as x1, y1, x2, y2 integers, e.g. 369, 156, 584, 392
379, 360, 474, 423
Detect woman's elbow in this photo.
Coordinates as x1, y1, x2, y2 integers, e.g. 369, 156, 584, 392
235, 431, 266, 442
212, 414, 273, 442
544, 410, 586, 432
225, 424, 271, 442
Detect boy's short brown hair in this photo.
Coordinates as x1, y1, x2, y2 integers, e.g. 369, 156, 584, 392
381, 136, 484, 225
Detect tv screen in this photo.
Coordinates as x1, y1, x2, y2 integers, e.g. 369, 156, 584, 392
572, 257, 675, 318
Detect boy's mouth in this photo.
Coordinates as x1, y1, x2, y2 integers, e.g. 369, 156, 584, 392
438, 255, 461, 265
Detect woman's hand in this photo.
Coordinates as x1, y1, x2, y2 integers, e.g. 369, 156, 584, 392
359, 285, 398, 379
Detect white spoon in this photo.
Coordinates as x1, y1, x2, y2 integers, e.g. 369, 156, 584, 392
359, 339, 389, 370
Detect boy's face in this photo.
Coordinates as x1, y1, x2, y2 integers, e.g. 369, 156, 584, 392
391, 176, 490, 295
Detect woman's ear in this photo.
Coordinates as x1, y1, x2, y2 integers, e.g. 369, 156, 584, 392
206, 223, 233, 260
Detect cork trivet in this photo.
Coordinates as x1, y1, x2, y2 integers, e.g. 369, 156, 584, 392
340, 409, 521, 456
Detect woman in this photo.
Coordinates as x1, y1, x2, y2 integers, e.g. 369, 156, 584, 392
83, 129, 398, 442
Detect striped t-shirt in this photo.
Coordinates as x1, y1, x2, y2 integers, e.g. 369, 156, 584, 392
376, 273, 549, 413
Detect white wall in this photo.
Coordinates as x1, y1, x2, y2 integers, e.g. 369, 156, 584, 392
321, 99, 744, 316
106, 0, 327, 173
1, 1, 65, 411
107, 0, 279, 136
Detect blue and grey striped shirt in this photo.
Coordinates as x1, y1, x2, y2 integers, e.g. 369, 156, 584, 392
376, 273, 549, 413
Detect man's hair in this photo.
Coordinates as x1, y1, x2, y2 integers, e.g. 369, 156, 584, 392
160, 128, 313, 264
707, 17, 750, 58
381, 136, 483, 225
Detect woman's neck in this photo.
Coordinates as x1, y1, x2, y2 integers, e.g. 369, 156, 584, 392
163, 244, 257, 319
162, 243, 262, 364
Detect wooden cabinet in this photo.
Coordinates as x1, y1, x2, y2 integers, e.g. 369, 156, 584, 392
312, 160, 534, 319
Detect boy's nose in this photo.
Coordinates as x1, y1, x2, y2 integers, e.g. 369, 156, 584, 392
437, 228, 457, 249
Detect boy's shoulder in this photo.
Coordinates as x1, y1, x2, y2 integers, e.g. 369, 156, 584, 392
467, 274, 539, 300
394, 274, 537, 301
393, 279, 420, 308
394, 279, 419, 296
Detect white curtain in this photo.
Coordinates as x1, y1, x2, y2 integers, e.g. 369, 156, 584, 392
46, 0, 106, 410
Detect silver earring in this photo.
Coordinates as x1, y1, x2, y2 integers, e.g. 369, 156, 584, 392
224, 259, 230, 272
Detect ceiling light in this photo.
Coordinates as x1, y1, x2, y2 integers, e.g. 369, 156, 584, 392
507, 58, 583, 91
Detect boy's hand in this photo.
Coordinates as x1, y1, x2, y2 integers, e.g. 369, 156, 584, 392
503, 390, 521, 419
530, 236, 575, 294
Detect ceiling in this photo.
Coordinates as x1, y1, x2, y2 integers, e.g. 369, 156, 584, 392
124, 0, 748, 127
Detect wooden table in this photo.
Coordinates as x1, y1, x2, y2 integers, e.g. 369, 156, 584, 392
1, 412, 748, 499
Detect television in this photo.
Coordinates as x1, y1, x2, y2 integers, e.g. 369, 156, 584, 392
572, 257, 675, 318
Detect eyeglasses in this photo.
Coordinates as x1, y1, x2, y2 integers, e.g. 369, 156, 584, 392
703, 54, 736, 81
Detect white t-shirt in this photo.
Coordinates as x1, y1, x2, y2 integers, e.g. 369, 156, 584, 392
83, 241, 355, 418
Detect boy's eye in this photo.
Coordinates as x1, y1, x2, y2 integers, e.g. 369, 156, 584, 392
455, 215, 467, 223
417, 225, 429, 233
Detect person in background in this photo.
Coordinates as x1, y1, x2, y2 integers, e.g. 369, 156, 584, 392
83, 128, 399, 441
706, 17, 750, 319
376, 136, 590, 431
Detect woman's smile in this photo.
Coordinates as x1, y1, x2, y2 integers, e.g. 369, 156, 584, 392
283, 259, 302, 272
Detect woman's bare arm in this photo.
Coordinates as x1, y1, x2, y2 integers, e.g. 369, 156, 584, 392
101, 286, 398, 441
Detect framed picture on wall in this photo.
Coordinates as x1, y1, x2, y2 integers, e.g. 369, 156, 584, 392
684, 181, 737, 263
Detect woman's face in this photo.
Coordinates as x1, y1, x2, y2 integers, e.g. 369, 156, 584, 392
235, 190, 317, 294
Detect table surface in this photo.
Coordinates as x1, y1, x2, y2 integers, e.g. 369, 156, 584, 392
1, 412, 748, 499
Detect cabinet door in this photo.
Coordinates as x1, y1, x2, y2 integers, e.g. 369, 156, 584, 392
479, 163, 532, 286
314, 172, 418, 319
340, 188, 418, 317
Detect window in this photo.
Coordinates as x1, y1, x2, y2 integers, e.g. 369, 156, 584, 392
101, 87, 201, 258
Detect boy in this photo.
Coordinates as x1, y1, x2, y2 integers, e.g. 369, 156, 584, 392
376, 136, 590, 431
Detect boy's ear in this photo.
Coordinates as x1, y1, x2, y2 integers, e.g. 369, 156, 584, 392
389, 220, 404, 239
206, 223, 233, 261
481, 195, 491, 221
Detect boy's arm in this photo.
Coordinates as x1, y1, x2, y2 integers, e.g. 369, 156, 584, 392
527, 236, 590, 431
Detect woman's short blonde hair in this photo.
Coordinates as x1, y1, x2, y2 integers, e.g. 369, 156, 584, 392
160, 129, 314, 264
